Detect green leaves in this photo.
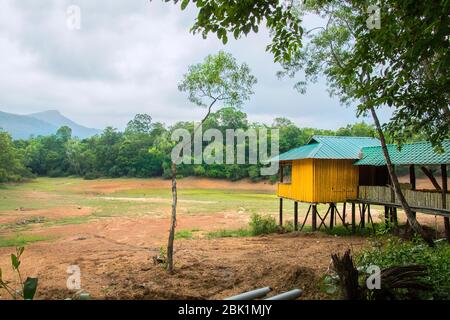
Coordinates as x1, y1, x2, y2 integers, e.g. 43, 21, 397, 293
17, 246, 25, 256
0, 246, 39, 300
356, 238, 450, 299
11, 246, 25, 270
23, 278, 38, 300
11, 254, 20, 270
0, 131, 32, 183
180, 0, 190, 11
276, 0, 449, 148
217, 28, 228, 44
178, 51, 257, 109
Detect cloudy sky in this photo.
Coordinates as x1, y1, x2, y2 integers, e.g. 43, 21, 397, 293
0, 0, 392, 130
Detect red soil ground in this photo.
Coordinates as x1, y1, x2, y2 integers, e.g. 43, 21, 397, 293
0, 177, 446, 300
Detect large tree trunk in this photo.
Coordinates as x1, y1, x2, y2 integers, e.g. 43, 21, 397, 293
167, 162, 177, 274
369, 107, 434, 247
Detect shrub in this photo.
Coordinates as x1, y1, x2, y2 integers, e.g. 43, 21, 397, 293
193, 165, 206, 176
249, 213, 279, 236
206, 214, 280, 238
356, 237, 450, 300
248, 166, 261, 182
84, 172, 100, 180
47, 169, 65, 178
268, 175, 278, 184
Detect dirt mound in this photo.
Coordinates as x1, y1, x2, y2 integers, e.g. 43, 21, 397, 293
77, 234, 367, 300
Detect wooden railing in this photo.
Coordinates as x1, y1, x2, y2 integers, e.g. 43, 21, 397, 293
358, 185, 450, 210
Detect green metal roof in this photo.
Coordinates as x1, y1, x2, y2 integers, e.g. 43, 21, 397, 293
275, 135, 381, 161
355, 140, 450, 166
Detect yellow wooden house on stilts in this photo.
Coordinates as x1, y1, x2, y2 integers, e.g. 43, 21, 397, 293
274, 136, 450, 241
275, 135, 383, 231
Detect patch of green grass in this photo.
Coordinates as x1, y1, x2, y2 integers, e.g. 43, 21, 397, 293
174, 229, 193, 240
110, 187, 284, 216
90, 201, 164, 218
0, 217, 46, 232
284, 223, 377, 237
43, 215, 93, 227
0, 224, 33, 233
208, 213, 282, 239
0, 234, 53, 248
174, 228, 202, 240
207, 228, 252, 239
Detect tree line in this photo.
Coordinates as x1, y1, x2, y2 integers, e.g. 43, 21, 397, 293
0, 107, 381, 183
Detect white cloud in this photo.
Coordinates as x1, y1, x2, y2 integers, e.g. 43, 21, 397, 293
0, 0, 391, 130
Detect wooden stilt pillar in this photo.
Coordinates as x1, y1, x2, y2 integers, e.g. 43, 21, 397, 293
351, 203, 356, 234
409, 165, 417, 221
384, 206, 390, 226
360, 204, 366, 229
330, 204, 335, 230
294, 201, 298, 231
342, 203, 347, 225
410, 164, 416, 190
367, 204, 375, 232
389, 207, 398, 230
442, 164, 449, 243
300, 205, 311, 231
279, 198, 283, 226
312, 205, 317, 231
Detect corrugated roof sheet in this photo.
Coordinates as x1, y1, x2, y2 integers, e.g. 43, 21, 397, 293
355, 140, 450, 166
275, 135, 381, 161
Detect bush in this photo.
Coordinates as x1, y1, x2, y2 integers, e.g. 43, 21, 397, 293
193, 165, 206, 176
84, 172, 100, 180
249, 213, 279, 236
268, 175, 279, 184
356, 237, 450, 300
47, 169, 65, 178
248, 166, 261, 182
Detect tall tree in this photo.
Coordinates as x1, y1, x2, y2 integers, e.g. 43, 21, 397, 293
168, 0, 449, 245
0, 131, 30, 182
166, 51, 257, 273
277, 1, 441, 244
125, 114, 153, 136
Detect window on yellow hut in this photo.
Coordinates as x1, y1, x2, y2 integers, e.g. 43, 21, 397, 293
281, 163, 292, 184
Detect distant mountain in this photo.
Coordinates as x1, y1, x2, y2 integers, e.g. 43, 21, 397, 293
0, 110, 101, 140
28, 110, 101, 139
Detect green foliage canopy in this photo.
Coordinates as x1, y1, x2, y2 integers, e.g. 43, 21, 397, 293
178, 51, 257, 109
